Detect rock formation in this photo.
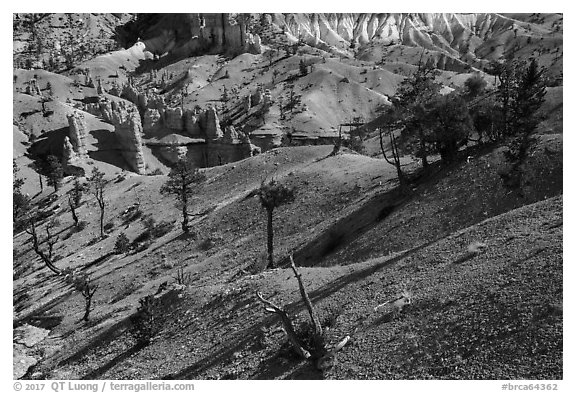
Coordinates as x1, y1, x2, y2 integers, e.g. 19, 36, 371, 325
96, 78, 106, 95
13, 324, 50, 379
222, 126, 239, 144
62, 136, 80, 166
25, 78, 41, 96
182, 111, 200, 136
143, 108, 162, 134
244, 95, 252, 112
116, 13, 263, 59
67, 111, 88, 158
84, 69, 95, 88
202, 107, 223, 139
164, 107, 185, 131
62, 136, 86, 176
84, 96, 147, 174
112, 108, 147, 174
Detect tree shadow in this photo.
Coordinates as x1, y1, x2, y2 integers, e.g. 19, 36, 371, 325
57, 316, 133, 367
135, 52, 183, 75
88, 129, 130, 169
28, 126, 69, 158
81, 343, 143, 380
80, 251, 115, 272
161, 238, 440, 379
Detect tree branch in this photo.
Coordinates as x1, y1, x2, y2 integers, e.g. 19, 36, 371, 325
256, 291, 311, 359
289, 255, 322, 337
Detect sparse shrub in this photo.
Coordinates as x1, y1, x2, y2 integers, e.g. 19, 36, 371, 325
130, 295, 164, 346
172, 267, 193, 286
198, 237, 216, 251
343, 135, 365, 154
114, 232, 130, 254
133, 217, 175, 251
319, 302, 343, 329
76, 220, 88, 231
86, 236, 101, 247
294, 319, 326, 358
142, 216, 173, 239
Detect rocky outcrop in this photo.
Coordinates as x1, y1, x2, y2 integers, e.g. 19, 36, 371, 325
85, 97, 146, 174
143, 108, 162, 134
121, 83, 140, 107
112, 108, 147, 174
67, 111, 88, 158
62, 136, 80, 166
201, 107, 223, 139
164, 107, 185, 130
62, 136, 86, 176
96, 78, 106, 95
25, 78, 41, 96
84, 69, 95, 88
244, 95, 252, 112
116, 13, 263, 59
184, 111, 202, 136
13, 324, 50, 379
222, 126, 240, 144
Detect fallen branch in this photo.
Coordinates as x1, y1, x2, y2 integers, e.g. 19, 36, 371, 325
256, 291, 311, 359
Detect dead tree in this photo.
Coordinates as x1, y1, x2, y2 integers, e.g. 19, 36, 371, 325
26, 219, 61, 275
289, 255, 323, 350
256, 255, 350, 370
256, 292, 311, 359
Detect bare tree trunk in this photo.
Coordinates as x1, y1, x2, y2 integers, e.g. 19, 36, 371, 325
27, 220, 61, 275
419, 128, 428, 169
99, 206, 105, 238
256, 292, 311, 359
69, 198, 78, 226
289, 256, 322, 337
181, 182, 189, 233
390, 133, 406, 188
266, 208, 274, 268
379, 127, 407, 190
83, 296, 92, 321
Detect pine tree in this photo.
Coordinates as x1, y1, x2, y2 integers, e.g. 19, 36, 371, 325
88, 167, 106, 238
423, 94, 473, 165
258, 179, 295, 269
160, 159, 206, 234
68, 176, 83, 226
46, 155, 63, 192
13, 160, 31, 225
392, 60, 442, 168
299, 59, 308, 76
511, 59, 546, 137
